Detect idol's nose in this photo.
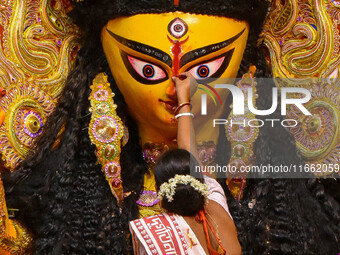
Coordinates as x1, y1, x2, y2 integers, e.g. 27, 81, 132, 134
165, 79, 177, 101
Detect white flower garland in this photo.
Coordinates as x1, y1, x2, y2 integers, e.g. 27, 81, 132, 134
158, 174, 209, 202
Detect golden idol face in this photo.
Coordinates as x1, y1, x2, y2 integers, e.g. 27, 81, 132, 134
101, 12, 249, 138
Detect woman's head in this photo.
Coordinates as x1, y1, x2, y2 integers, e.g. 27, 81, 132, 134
154, 149, 206, 216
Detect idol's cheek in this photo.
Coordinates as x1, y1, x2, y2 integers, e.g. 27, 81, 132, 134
112, 77, 175, 124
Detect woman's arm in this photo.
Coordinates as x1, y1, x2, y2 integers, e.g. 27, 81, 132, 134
172, 72, 200, 162
206, 200, 242, 255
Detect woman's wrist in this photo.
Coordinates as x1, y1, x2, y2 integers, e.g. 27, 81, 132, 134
178, 98, 190, 105
177, 104, 191, 114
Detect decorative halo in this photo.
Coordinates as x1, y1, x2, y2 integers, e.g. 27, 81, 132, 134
23, 111, 44, 138
0, 83, 55, 170
286, 81, 340, 167
288, 101, 338, 162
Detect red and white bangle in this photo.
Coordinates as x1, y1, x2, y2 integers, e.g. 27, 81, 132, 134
175, 112, 194, 119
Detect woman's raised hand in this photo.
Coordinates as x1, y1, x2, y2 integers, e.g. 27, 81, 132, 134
172, 72, 198, 104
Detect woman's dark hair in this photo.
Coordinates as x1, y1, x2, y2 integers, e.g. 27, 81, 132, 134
2, 0, 339, 254
154, 149, 204, 216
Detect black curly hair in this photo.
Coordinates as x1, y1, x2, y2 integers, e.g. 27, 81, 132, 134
154, 149, 204, 216
3, 0, 339, 254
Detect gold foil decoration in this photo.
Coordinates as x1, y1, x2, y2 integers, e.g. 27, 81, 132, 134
262, 0, 340, 169
0, 0, 80, 170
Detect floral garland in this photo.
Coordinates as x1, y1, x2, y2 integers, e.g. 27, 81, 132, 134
158, 175, 209, 202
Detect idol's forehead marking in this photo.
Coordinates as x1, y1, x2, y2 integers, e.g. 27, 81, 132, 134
168, 17, 188, 39
106, 28, 245, 68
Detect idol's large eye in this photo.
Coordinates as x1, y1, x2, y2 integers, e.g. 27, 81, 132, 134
186, 50, 234, 80
121, 52, 168, 85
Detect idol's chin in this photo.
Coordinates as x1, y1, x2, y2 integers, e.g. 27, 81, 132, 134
158, 117, 178, 132
133, 112, 178, 142
158, 115, 178, 137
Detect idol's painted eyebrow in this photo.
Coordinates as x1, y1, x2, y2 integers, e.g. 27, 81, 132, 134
180, 29, 245, 68
106, 29, 172, 67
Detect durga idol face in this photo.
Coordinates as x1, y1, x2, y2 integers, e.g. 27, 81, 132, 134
101, 12, 249, 142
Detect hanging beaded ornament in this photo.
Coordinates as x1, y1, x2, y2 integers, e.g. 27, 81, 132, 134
225, 66, 259, 200
88, 73, 125, 208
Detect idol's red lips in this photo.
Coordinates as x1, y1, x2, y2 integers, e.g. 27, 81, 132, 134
158, 99, 178, 112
